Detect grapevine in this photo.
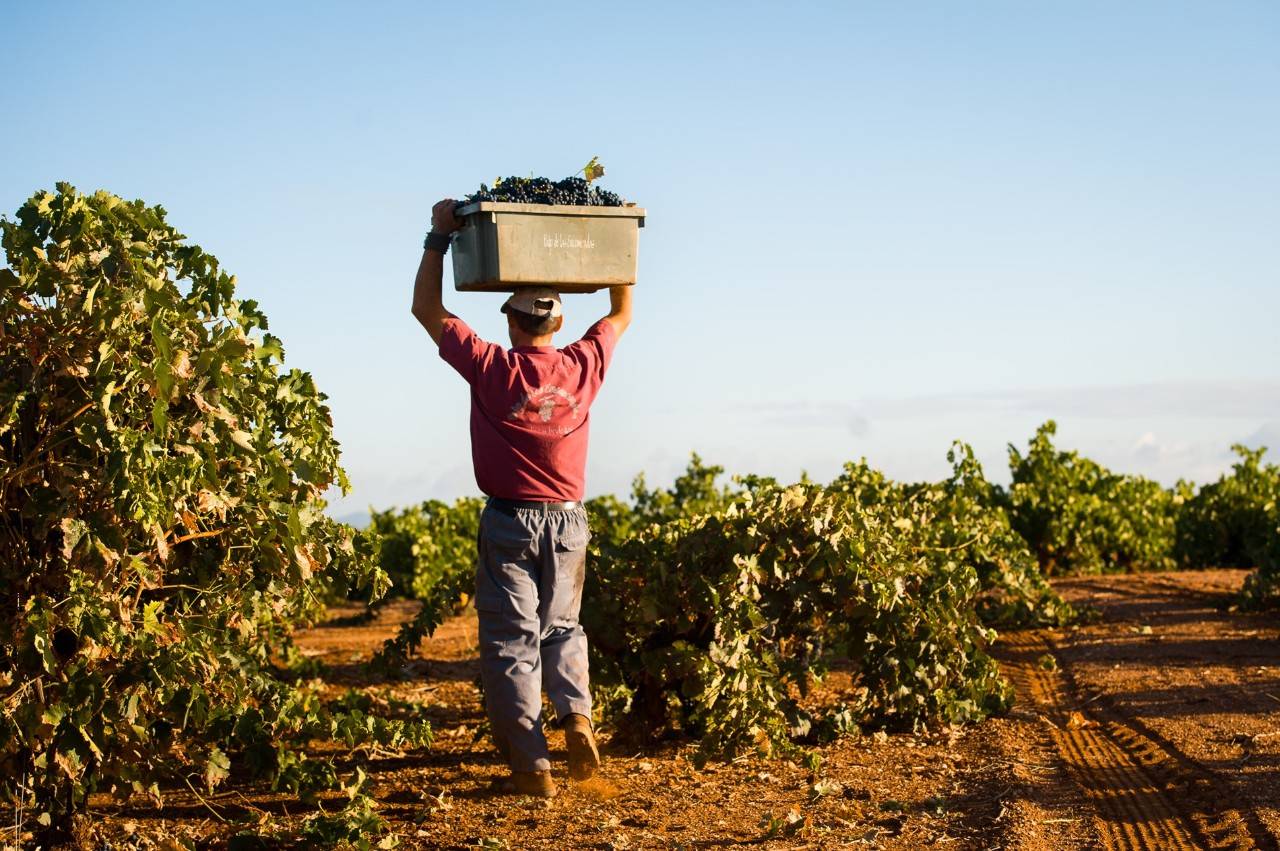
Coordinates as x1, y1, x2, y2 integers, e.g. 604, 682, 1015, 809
0, 185, 426, 841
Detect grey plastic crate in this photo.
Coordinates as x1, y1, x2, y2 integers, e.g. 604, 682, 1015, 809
451, 201, 646, 293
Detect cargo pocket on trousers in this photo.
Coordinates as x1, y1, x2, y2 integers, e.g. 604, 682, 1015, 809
547, 532, 589, 630
475, 508, 524, 618
474, 554, 507, 618
474, 567, 519, 653
474, 581, 504, 615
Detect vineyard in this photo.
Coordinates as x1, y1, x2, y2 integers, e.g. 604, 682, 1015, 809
3, 186, 1279, 848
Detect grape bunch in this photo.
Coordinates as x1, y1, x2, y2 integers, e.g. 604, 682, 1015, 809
461, 175, 624, 207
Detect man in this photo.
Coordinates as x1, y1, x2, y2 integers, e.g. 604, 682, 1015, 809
411, 198, 632, 798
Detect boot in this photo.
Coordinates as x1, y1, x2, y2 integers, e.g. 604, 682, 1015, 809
563, 713, 601, 781
490, 769, 557, 798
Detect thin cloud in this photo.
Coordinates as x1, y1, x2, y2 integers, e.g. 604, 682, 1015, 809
746, 380, 1280, 428
1241, 421, 1280, 451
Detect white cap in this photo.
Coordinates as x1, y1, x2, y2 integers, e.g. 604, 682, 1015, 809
500, 287, 563, 318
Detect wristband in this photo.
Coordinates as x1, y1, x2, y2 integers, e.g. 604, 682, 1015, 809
424, 231, 452, 254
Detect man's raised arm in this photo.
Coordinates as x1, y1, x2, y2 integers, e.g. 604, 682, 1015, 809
411, 198, 463, 345
602, 284, 633, 339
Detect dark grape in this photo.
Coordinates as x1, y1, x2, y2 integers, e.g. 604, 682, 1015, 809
460, 174, 625, 208
53, 627, 79, 660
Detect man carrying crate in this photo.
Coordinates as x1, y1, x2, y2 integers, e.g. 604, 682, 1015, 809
411, 198, 632, 798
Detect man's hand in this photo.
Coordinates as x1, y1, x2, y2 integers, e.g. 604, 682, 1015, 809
432, 198, 463, 234
413, 198, 461, 345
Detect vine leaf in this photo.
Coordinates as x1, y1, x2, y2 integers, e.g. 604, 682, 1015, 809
205, 747, 231, 791
582, 156, 605, 184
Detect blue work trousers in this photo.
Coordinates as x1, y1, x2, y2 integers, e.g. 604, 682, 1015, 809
475, 502, 592, 773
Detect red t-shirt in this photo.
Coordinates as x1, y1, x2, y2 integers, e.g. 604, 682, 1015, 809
438, 316, 616, 501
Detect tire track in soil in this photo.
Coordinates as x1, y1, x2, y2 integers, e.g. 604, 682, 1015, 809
999, 630, 1271, 851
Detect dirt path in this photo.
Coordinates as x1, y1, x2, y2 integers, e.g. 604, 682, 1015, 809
1000, 630, 1260, 850
84, 569, 1280, 850
991, 570, 1280, 851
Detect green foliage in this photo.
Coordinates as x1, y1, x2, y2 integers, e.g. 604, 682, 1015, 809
1005, 421, 1179, 574
583, 493, 639, 552
1176, 446, 1277, 568
229, 768, 399, 849
0, 185, 412, 833
1174, 446, 1280, 607
582, 451, 1028, 760
630, 452, 733, 525
1242, 531, 1280, 608
370, 498, 483, 599
368, 498, 483, 672
833, 444, 1075, 629
299, 769, 398, 849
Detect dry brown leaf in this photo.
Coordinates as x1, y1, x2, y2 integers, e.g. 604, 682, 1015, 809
1066, 711, 1096, 730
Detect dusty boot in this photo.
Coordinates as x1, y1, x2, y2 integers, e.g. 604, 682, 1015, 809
563, 713, 601, 781
490, 769, 557, 798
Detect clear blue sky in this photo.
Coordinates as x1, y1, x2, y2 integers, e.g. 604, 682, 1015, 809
3, 1, 1278, 518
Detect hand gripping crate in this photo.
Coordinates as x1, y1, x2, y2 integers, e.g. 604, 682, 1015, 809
451, 201, 646, 293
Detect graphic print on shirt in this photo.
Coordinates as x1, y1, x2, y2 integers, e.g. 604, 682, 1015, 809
506, 385, 582, 435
